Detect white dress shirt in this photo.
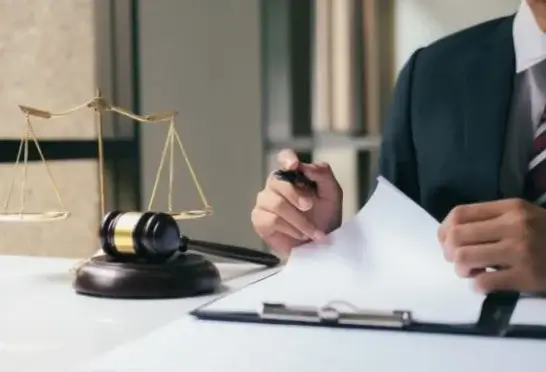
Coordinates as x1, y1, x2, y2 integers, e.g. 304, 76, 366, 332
500, 0, 546, 197
514, 0, 546, 73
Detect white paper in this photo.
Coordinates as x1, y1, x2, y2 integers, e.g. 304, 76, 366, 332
205, 176, 485, 325
510, 296, 546, 326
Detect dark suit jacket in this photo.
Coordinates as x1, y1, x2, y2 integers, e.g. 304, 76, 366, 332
378, 15, 517, 222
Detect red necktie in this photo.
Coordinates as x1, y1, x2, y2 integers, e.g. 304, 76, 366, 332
524, 108, 546, 206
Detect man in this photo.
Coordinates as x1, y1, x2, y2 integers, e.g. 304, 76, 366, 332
251, 0, 546, 294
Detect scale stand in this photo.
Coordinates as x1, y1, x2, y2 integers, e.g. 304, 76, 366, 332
2, 89, 222, 298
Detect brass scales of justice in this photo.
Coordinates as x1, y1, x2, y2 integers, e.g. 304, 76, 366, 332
0, 90, 238, 299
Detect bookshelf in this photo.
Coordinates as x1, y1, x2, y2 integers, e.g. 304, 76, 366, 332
260, 0, 394, 222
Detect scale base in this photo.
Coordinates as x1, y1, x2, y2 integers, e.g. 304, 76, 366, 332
73, 253, 221, 299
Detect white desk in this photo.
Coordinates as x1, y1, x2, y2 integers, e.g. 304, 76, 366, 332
0, 255, 273, 372
5, 255, 546, 372
81, 315, 546, 372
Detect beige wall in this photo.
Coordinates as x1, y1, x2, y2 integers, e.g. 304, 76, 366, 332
0, 0, 100, 257
0, 0, 97, 139
137, 0, 265, 249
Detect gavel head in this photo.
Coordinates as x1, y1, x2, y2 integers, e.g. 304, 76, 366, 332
99, 211, 182, 261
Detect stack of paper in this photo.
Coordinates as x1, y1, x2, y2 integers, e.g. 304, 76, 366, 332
204, 177, 487, 325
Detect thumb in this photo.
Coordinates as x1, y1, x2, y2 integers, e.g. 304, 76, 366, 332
277, 149, 300, 170
300, 162, 340, 199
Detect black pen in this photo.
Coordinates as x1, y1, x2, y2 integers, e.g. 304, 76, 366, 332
273, 169, 317, 193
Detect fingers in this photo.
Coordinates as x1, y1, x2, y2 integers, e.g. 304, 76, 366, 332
439, 200, 540, 293
299, 161, 333, 183
253, 188, 324, 241
266, 171, 314, 211
440, 216, 517, 278
275, 149, 341, 201
472, 268, 522, 294
443, 199, 524, 225
263, 233, 299, 256
451, 241, 514, 278
277, 149, 300, 170
439, 218, 504, 258
251, 208, 307, 241
252, 149, 338, 253
299, 162, 341, 200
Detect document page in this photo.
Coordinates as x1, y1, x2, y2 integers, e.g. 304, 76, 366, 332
203, 177, 485, 325
509, 295, 546, 326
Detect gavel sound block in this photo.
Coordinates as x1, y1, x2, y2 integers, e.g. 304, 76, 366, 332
73, 211, 222, 299
73, 252, 221, 299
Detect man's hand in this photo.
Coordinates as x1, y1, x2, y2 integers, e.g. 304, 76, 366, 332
438, 199, 546, 293
251, 149, 343, 255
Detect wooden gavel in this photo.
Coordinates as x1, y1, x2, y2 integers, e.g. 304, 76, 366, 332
99, 211, 280, 267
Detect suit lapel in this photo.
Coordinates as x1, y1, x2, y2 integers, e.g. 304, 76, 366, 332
463, 16, 515, 201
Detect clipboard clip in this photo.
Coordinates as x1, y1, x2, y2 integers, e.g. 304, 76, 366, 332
260, 300, 413, 328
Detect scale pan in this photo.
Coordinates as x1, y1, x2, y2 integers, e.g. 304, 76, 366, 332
170, 209, 212, 220
0, 211, 70, 222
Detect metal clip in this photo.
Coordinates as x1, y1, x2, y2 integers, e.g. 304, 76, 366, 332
260, 300, 412, 328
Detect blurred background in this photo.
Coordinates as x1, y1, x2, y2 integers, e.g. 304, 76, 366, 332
0, 0, 520, 258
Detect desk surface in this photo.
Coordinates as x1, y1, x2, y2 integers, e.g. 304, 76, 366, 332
82, 315, 546, 372
0, 254, 272, 372
6, 255, 546, 372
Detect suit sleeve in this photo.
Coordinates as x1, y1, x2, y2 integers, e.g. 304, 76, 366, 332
377, 48, 423, 204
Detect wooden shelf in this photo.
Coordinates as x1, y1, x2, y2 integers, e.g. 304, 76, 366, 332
266, 134, 381, 152
260, 0, 390, 222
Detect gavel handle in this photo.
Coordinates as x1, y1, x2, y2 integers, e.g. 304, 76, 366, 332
184, 239, 281, 268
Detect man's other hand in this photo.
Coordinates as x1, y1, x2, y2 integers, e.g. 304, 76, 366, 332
438, 199, 546, 293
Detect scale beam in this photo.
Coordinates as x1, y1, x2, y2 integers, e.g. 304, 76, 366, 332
0, 90, 212, 222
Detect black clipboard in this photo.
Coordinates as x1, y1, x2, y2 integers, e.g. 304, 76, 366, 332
193, 171, 546, 340
190, 279, 546, 340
